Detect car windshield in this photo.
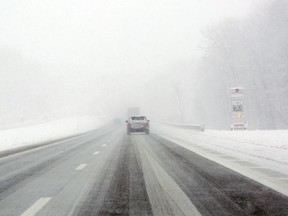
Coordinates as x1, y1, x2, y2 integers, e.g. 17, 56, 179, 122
1, 0, 288, 215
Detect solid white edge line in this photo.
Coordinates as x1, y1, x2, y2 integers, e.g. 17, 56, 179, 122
93, 151, 100, 155
158, 133, 288, 197
75, 164, 87, 170
21, 197, 52, 216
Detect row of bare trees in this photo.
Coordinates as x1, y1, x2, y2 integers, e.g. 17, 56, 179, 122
195, 0, 288, 129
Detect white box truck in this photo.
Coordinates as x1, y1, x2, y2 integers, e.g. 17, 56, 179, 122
127, 107, 140, 118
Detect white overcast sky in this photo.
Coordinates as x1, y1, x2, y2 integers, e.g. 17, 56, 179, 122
1, 0, 258, 61
0, 0, 262, 119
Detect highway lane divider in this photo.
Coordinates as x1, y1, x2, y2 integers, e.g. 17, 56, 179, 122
21, 197, 52, 216
75, 164, 87, 171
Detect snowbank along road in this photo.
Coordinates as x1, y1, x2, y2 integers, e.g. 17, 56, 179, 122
0, 126, 287, 216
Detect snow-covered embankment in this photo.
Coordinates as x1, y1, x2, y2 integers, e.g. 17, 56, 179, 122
0, 116, 110, 153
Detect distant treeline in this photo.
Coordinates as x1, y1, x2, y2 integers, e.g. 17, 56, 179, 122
197, 0, 288, 129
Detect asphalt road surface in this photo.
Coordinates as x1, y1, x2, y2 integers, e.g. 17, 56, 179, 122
0, 126, 287, 216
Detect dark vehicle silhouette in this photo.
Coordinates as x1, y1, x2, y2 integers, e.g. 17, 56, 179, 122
126, 116, 150, 135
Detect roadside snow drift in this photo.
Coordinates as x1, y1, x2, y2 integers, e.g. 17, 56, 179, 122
153, 123, 288, 197
0, 116, 109, 152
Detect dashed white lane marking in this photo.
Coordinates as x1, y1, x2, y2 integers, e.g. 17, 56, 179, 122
75, 164, 87, 170
102, 144, 106, 147
93, 151, 100, 155
21, 197, 52, 216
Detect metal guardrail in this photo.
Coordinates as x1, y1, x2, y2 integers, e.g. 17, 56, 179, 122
158, 122, 205, 131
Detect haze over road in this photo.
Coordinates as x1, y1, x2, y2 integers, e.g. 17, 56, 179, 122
1, 0, 288, 215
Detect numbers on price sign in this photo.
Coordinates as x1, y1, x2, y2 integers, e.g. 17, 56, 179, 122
233, 104, 243, 112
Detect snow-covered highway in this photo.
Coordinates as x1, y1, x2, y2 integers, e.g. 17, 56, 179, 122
0, 125, 287, 215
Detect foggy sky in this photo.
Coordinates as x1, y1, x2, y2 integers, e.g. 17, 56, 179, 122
0, 0, 261, 123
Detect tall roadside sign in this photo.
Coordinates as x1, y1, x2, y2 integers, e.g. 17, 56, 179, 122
230, 87, 248, 130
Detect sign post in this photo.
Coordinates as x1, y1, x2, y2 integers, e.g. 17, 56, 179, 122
230, 87, 247, 130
